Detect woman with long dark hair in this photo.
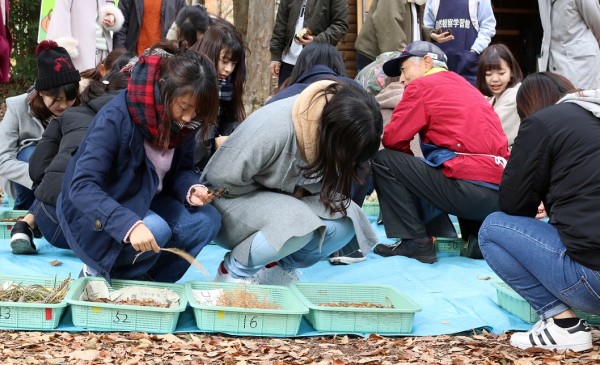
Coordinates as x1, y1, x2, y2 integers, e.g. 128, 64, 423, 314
58, 42, 221, 282
479, 72, 599, 352
202, 81, 383, 285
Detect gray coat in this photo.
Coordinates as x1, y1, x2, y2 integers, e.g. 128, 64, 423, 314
0, 93, 44, 198
537, 0, 600, 90
201, 96, 377, 265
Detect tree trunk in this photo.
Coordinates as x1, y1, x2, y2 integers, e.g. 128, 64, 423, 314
243, 0, 276, 114
232, 0, 249, 39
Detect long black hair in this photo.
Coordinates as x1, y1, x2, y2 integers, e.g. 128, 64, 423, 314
284, 41, 346, 89
303, 82, 383, 214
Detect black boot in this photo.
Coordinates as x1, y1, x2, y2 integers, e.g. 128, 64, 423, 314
374, 237, 436, 264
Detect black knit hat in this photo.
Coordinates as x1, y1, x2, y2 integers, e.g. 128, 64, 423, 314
34, 40, 81, 91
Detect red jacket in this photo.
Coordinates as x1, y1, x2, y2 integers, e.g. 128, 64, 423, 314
382, 70, 509, 185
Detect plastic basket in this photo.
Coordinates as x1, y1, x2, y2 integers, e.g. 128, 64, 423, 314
434, 237, 464, 255
0, 210, 29, 239
361, 201, 380, 217
66, 277, 187, 333
574, 310, 600, 326
492, 281, 600, 325
186, 281, 308, 336
491, 281, 539, 323
0, 274, 71, 329
290, 283, 421, 334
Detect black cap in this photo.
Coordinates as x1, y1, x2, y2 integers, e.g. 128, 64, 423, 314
382, 41, 448, 77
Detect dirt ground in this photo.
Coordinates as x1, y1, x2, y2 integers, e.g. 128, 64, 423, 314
1, 329, 600, 364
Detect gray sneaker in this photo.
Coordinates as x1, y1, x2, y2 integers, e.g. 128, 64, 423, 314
214, 261, 259, 285
329, 249, 366, 265
254, 264, 300, 286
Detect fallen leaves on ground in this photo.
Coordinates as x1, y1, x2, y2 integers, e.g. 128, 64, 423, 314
1, 329, 599, 364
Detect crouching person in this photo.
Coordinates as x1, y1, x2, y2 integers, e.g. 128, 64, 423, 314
202, 81, 382, 285
57, 42, 221, 282
479, 72, 600, 352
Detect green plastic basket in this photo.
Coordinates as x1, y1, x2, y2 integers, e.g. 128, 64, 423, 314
492, 282, 600, 325
0, 210, 30, 239
66, 277, 187, 333
290, 283, 421, 334
574, 310, 600, 326
361, 201, 380, 217
491, 281, 539, 323
186, 281, 308, 336
0, 274, 71, 329
434, 237, 464, 255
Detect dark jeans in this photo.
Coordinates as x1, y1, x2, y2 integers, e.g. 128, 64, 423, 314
356, 52, 375, 72
30, 200, 69, 249
13, 146, 36, 210
372, 149, 499, 240
111, 192, 222, 282
277, 61, 295, 88
332, 162, 372, 256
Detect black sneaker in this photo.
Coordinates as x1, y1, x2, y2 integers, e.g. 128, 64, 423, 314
10, 221, 37, 254
329, 249, 367, 265
373, 237, 436, 264
32, 226, 43, 239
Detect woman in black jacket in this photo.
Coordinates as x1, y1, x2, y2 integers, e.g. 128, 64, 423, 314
10, 71, 129, 254
479, 72, 600, 352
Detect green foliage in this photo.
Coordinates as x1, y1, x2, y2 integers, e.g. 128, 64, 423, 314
10, 0, 41, 83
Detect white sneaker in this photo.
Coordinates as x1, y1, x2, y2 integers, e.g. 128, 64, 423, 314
254, 264, 300, 286
79, 264, 102, 278
510, 318, 592, 352
214, 261, 259, 285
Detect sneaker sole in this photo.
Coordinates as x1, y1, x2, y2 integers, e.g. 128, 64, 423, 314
373, 247, 437, 264
510, 339, 592, 352
414, 255, 437, 264
10, 234, 37, 254
329, 256, 367, 265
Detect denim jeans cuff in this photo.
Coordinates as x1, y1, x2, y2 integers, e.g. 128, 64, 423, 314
540, 302, 571, 320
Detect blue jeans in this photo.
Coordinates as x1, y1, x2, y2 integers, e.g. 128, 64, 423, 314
29, 200, 69, 249
479, 212, 600, 319
13, 146, 36, 210
111, 193, 221, 282
227, 217, 355, 278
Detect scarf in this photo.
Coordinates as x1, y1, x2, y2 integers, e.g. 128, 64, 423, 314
218, 77, 234, 102
291, 80, 336, 164
126, 54, 199, 149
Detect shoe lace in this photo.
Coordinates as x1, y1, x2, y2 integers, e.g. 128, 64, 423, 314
528, 319, 548, 336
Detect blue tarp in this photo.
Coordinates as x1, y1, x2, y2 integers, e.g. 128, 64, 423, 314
0, 215, 532, 336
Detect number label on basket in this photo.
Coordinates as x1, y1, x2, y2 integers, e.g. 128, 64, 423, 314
113, 311, 129, 324
243, 315, 259, 329
448, 241, 461, 250
0, 307, 10, 319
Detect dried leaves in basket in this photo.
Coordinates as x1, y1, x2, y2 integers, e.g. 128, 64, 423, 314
0, 276, 71, 304
89, 298, 170, 308
217, 286, 280, 310
318, 301, 395, 309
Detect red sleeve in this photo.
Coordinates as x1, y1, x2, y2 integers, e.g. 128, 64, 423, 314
381, 83, 428, 153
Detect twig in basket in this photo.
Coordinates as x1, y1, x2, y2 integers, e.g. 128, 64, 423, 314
43, 275, 72, 304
